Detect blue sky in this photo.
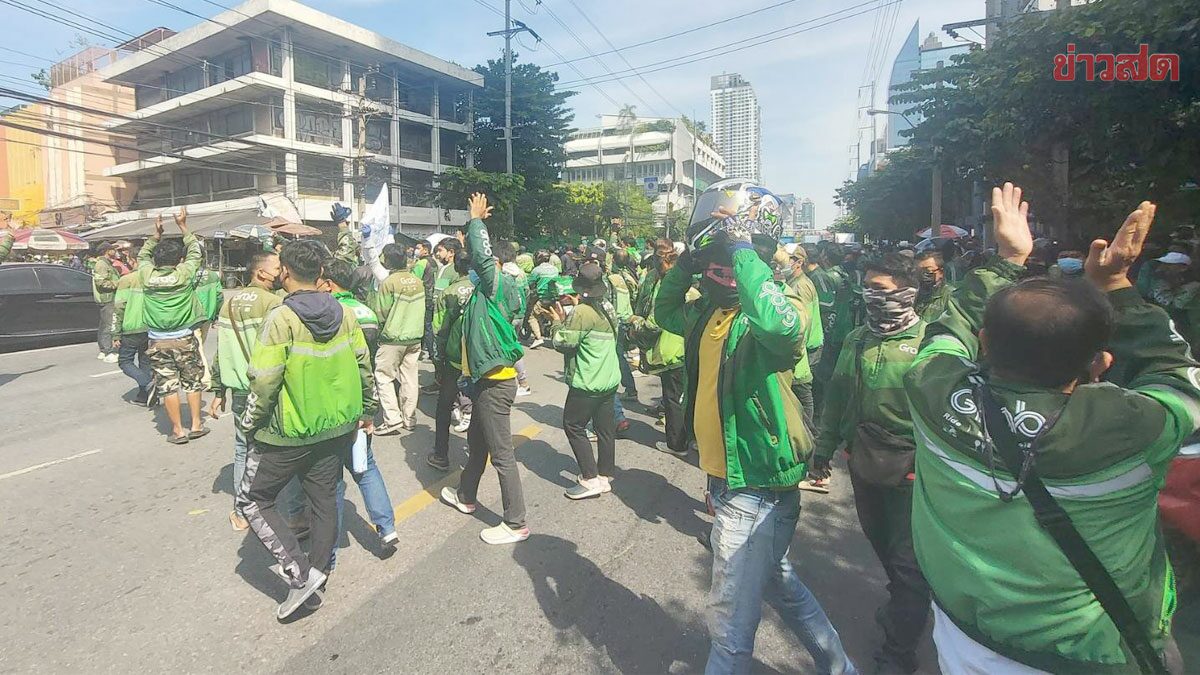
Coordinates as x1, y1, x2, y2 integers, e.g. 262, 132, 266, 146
0, 0, 982, 228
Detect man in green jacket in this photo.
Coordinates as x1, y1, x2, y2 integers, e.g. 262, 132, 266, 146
111, 269, 155, 406
370, 243, 426, 435
629, 241, 691, 454
811, 251, 930, 674
427, 249, 475, 470
908, 187, 1196, 673
657, 180, 853, 674
236, 240, 377, 619
138, 209, 209, 445
92, 242, 122, 362
552, 262, 622, 500
607, 248, 640, 402
208, 250, 283, 532
915, 250, 952, 322
526, 250, 559, 348
439, 193, 528, 546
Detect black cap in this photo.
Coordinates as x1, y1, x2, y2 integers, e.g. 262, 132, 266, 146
575, 261, 606, 298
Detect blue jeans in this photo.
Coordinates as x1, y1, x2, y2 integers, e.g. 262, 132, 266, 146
117, 332, 152, 391
705, 476, 855, 675
613, 392, 626, 423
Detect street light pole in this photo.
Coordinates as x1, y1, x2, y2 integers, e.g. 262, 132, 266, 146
487, 8, 538, 230
867, 107, 940, 231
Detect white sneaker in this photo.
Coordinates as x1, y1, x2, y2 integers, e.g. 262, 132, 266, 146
480, 522, 530, 544
454, 414, 471, 433
516, 385, 532, 397
451, 408, 462, 426
440, 486, 476, 514
565, 477, 604, 500
529, 338, 544, 349
103, 353, 119, 363
96, 352, 107, 360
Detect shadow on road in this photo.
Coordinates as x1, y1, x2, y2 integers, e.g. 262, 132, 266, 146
513, 533, 712, 673
211, 462, 233, 497
0, 364, 53, 388
608, 467, 709, 542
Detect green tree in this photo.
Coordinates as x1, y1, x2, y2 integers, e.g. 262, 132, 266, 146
835, 147, 934, 241
469, 53, 576, 238
882, 0, 1200, 242
438, 167, 525, 238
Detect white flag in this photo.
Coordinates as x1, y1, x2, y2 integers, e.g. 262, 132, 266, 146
360, 185, 393, 281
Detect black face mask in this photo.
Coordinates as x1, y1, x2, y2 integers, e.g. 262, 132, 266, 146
270, 272, 285, 291
700, 276, 739, 308
918, 271, 942, 300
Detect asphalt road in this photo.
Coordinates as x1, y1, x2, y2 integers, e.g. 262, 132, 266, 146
0, 340, 1195, 673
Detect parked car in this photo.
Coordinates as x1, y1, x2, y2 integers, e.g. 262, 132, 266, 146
0, 262, 99, 351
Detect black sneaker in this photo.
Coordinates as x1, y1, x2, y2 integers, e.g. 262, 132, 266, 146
132, 391, 149, 406
426, 453, 450, 471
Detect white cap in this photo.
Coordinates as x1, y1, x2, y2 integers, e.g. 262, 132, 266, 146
592, 238, 607, 249
1157, 252, 1192, 266
783, 243, 799, 256
673, 241, 686, 256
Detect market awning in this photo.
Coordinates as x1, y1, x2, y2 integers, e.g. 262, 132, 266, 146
83, 208, 274, 241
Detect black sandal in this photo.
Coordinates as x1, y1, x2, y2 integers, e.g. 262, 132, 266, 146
168, 434, 190, 445
187, 428, 211, 440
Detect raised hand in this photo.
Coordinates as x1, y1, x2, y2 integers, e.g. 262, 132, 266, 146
174, 206, 188, 231
154, 215, 164, 238
1085, 201, 1156, 292
468, 193, 493, 221
991, 182, 1032, 266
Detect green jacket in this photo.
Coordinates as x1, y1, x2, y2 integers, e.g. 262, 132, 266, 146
530, 262, 560, 300
334, 229, 359, 265
239, 291, 377, 447
458, 218, 523, 380
412, 257, 428, 281
515, 252, 534, 274
137, 234, 205, 333
92, 256, 120, 304
498, 268, 526, 322
430, 262, 459, 327
657, 247, 813, 490
335, 290, 380, 358
607, 270, 637, 321
370, 270, 425, 345
785, 269, 823, 384
438, 274, 474, 371
211, 285, 282, 393
814, 320, 926, 462
552, 300, 621, 394
810, 265, 856, 351
0, 230, 12, 262
916, 281, 952, 323
112, 272, 147, 335
196, 268, 223, 323
629, 267, 690, 373
907, 257, 1200, 672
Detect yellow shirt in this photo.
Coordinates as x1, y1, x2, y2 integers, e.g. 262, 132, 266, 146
461, 332, 517, 381
695, 308, 737, 478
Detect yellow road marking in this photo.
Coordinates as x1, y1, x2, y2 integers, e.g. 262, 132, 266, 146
188, 508, 210, 516
392, 424, 541, 524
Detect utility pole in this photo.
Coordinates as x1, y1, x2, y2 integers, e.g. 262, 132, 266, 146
487, 6, 540, 175
931, 145, 942, 231
356, 72, 368, 228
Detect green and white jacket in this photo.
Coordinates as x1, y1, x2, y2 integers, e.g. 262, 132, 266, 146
551, 300, 621, 394
210, 285, 282, 393
906, 257, 1200, 673
370, 270, 426, 345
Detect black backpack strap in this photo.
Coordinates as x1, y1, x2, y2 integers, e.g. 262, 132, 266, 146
974, 383, 1168, 675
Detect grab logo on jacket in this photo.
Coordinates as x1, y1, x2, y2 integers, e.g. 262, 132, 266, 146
949, 388, 978, 416
1001, 400, 1046, 438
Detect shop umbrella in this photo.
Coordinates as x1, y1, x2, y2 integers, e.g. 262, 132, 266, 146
11, 228, 90, 251
915, 224, 968, 239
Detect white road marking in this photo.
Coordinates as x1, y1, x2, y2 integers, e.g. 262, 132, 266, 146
89, 369, 122, 378
0, 449, 102, 481
0, 343, 89, 357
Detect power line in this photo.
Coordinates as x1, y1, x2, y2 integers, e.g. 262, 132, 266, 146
543, 0, 807, 68
562, 0, 683, 118
554, 1, 899, 88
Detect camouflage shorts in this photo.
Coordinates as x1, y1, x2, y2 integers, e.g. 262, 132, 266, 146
147, 336, 205, 396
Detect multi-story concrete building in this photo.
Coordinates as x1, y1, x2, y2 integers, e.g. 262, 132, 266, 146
561, 115, 725, 223
93, 0, 480, 236
798, 197, 815, 230
709, 73, 760, 183
0, 104, 47, 226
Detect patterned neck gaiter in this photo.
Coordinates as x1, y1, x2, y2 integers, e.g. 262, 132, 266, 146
862, 287, 919, 336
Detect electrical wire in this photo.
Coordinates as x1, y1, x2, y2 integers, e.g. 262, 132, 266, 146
554, 0, 900, 88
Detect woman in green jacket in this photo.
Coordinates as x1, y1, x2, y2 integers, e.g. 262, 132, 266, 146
551, 262, 622, 500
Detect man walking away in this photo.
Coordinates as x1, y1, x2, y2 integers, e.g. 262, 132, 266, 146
910, 186, 1194, 673
208, 251, 282, 531
138, 209, 209, 445
527, 250, 559, 348
439, 193, 529, 545
93, 243, 122, 362
427, 249, 475, 471
657, 180, 854, 675
552, 262, 621, 500
810, 252, 929, 674
608, 248, 640, 402
236, 240, 377, 619
112, 268, 155, 406
370, 244, 426, 435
